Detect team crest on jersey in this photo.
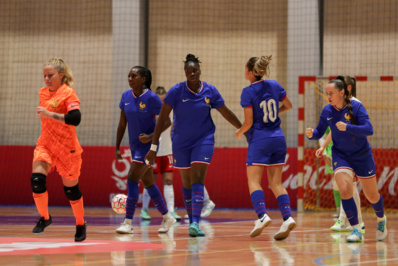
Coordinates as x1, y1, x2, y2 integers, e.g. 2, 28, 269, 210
344, 113, 350, 123
139, 102, 146, 112
334, 162, 337, 166
174, 158, 177, 164
204, 97, 210, 107
51, 100, 58, 108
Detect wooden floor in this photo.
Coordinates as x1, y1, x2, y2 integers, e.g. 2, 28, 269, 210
0, 207, 397, 265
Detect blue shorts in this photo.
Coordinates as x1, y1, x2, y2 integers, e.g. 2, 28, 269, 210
247, 137, 287, 166
333, 150, 376, 179
172, 144, 214, 169
131, 147, 150, 165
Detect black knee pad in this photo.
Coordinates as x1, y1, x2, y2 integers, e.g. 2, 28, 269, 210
64, 184, 82, 201
31, 173, 47, 194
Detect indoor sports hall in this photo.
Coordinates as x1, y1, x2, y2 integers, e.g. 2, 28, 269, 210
1, 1, 397, 265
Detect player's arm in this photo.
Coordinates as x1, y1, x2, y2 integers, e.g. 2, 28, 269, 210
139, 116, 171, 143
216, 104, 243, 130
235, 107, 252, 140
115, 110, 127, 160
36, 107, 81, 126
279, 96, 292, 114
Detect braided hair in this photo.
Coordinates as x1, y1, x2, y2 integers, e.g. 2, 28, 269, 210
131, 66, 152, 90
184, 54, 201, 69
246, 55, 272, 81
344, 76, 356, 98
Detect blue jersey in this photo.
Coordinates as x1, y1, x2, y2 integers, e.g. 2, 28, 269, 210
240, 80, 287, 143
310, 99, 373, 157
119, 89, 162, 150
164, 81, 224, 149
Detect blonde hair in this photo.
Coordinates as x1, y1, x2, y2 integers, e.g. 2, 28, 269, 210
43, 58, 74, 87
246, 55, 272, 79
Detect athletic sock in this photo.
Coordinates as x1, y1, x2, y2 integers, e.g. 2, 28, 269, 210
352, 182, 363, 224
342, 197, 359, 226
142, 188, 150, 210
203, 186, 210, 204
276, 194, 292, 221
183, 187, 192, 224
163, 184, 175, 213
33, 191, 50, 220
191, 183, 204, 224
126, 181, 139, 219
70, 196, 85, 225
250, 190, 267, 219
371, 195, 384, 219
146, 184, 168, 215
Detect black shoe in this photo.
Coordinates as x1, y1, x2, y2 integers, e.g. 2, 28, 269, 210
33, 216, 52, 233
75, 221, 87, 242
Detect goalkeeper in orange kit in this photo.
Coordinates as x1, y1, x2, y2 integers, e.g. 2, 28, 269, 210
32, 58, 86, 242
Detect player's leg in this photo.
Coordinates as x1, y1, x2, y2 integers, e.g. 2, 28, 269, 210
247, 165, 271, 238
141, 166, 176, 233
116, 161, 143, 234
141, 188, 151, 220
335, 169, 362, 242
201, 186, 215, 218
31, 159, 52, 233
331, 176, 347, 231
267, 165, 296, 240
332, 177, 341, 218
162, 155, 181, 220
359, 176, 387, 241
60, 153, 86, 241
180, 168, 193, 223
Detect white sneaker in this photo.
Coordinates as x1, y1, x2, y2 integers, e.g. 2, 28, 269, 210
346, 227, 362, 242
345, 222, 365, 234
330, 219, 346, 232
376, 216, 387, 241
250, 214, 272, 238
115, 219, 133, 234
274, 217, 296, 240
158, 213, 177, 233
201, 200, 215, 218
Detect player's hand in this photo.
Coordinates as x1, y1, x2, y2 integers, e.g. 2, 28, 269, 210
323, 154, 332, 167
306, 128, 314, 138
139, 133, 152, 143
336, 122, 347, 131
315, 146, 324, 158
235, 129, 243, 140
36, 106, 50, 118
115, 149, 123, 160
144, 150, 156, 165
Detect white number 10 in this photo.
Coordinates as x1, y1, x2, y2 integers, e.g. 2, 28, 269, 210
260, 99, 277, 123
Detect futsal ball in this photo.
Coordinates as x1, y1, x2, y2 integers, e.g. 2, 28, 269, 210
111, 194, 127, 214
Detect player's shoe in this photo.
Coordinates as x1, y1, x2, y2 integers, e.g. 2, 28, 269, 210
201, 200, 215, 218
330, 219, 345, 232
33, 215, 52, 233
170, 211, 182, 221
140, 209, 151, 220
158, 213, 176, 233
249, 214, 272, 238
75, 221, 87, 242
116, 219, 133, 234
376, 216, 387, 241
333, 208, 340, 218
346, 228, 362, 242
345, 222, 365, 234
189, 222, 205, 237
274, 217, 296, 240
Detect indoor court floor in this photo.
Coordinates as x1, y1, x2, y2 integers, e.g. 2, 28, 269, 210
0, 207, 397, 265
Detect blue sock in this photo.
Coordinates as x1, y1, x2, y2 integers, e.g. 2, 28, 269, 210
277, 194, 292, 221
183, 187, 192, 224
146, 184, 168, 215
191, 183, 204, 224
371, 195, 384, 218
342, 198, 359, 226
250, 190, 267, 219
126, 181, 139, 219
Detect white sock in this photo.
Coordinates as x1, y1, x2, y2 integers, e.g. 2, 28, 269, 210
353, 182, 363, 224
339, 199, 347, 223
203, 186, 210, 204
164, 184, 175, 212
142, 188, 150, 210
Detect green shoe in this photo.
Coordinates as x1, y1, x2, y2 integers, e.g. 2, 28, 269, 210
170, 211, 181, 221
189, 222, 205, 237
140, 209, 151, 220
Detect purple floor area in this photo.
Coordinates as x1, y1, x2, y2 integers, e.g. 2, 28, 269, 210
0, 215, 251, 226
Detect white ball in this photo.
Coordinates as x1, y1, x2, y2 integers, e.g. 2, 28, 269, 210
111, 194, 127, 214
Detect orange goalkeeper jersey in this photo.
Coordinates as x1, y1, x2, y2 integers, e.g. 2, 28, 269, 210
36, 84, 83, 157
